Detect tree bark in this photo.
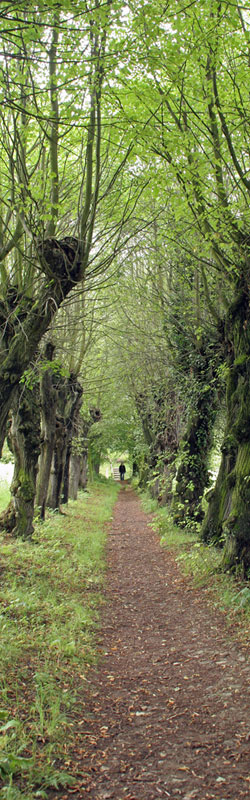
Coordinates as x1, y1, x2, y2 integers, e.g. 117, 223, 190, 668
86, 407, 102, 482
70, 421, 89, 498
171, 372, 218, 525
0, 383, 40, 537
69, 454, 82, 500
135, 389, 181, 499
201, 281, 250, 574
47, 373, 83, 509
62, 377, 83, 504
47, 414, 67, 510
0, 238, 84, 456
69, 422, 89, 499
36, 343, 57, 519
69, 410, 101, 498
79, 450, 88, 490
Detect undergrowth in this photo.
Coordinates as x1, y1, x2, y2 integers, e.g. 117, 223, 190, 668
140, 492, 250, 638
0, 479, 119, 800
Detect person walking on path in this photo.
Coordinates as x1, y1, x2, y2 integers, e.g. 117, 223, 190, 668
119, 462, 126, 481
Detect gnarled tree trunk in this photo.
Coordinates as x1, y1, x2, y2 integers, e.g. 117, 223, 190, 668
135, 389, 181, 499
201, 281, 250, 574
172, 390, 217, 525
0, 382, 40, 537
171, 350, 218, 526
0, 238, 83, 456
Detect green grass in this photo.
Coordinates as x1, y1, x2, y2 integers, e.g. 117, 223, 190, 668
0, 481, 11, 513
0, 479, 119, 800
142, 496, 250, 639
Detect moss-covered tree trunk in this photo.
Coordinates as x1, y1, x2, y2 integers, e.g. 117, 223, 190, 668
0, 383, 40, 537
36, 343, 57, 519
171, 352, 218, 526
135, 390, 181, 499
201, 282, 250, 574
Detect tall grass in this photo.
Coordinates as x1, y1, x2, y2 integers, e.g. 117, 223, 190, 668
0, 479, 119, 800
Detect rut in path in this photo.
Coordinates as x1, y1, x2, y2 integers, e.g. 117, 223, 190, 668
65, 485, 249, 800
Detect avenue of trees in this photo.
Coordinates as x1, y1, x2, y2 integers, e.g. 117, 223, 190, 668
1, 0, 250, 576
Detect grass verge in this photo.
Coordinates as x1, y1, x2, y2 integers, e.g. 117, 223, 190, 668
0, 479, 119, 800
0, 482, 11, 514
140, 492, 250, 642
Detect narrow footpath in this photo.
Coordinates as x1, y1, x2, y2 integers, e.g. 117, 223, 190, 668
65, 485, 249, 800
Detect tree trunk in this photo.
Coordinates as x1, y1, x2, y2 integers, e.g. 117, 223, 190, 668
86, 407, 102, 483
93, 456, 101, 476
69, 420, 89, 499
79, 450, 88, 490
171, 355, 218, 526
70, 419, 90, 497
0, 383, 40, 537
36, 343, 57, 519
135, 389, 181, 499
201, 282, 250, 575
47, 415, 67, 510
47, 374, 83, 509
158, 455, 177, 506
0, 237, 83, 457
69, 453, 82, 499
61, 377, 83, 504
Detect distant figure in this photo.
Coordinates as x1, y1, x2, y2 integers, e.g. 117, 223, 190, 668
119, 463, 126, 481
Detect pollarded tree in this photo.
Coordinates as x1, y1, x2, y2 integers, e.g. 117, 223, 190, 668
0, 0, 134, 455
0, 0, 144, 534
157, 234, 224, 525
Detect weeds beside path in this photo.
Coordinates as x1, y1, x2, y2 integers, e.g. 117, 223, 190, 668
50, 484, 249, 800
0, 480, 119, 800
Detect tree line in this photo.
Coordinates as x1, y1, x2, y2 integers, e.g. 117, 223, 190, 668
0, 0, 250, 576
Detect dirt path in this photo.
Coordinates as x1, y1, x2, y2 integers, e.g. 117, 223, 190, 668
65, 485, 250, 800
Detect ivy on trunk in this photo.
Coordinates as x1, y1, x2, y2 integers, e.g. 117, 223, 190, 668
201, 280, 250, 575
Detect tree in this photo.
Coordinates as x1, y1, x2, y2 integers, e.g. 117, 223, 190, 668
35, 343, 58, 519
0, 0, 148, 534
0, 0, 134, 456
113, 0, 250, 571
